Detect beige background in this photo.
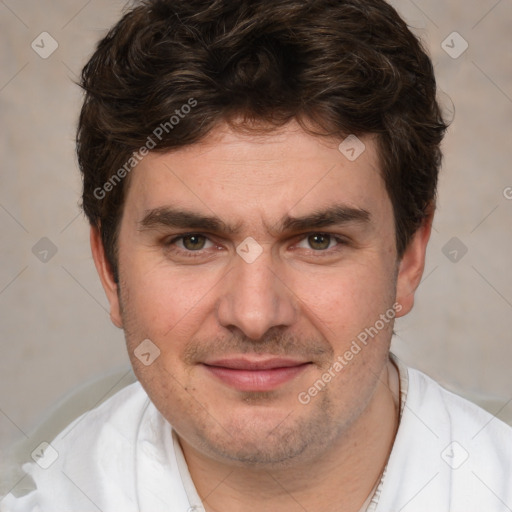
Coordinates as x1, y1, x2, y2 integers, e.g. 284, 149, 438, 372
1, 0, 511, 462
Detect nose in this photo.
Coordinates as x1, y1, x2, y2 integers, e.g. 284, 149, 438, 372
216, 247, 297, 341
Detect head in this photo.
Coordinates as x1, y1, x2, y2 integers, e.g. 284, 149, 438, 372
80, 0, 447, 467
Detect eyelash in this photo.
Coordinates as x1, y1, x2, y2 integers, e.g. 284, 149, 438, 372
163, 234, 216, 258
164, 233, 349, 258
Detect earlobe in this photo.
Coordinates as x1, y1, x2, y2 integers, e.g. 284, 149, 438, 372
395, 212, 433, 318
90, 226, 123, 328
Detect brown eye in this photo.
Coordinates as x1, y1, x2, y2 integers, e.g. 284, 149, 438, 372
181, 234, 207, 250
307, 234, 332, 250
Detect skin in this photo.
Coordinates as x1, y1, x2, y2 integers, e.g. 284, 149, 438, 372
91, 120, 432, 512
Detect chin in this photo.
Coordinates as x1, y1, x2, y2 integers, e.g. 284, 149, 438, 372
181, 396, 342, 468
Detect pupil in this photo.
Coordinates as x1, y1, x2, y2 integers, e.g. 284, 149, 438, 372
309, 234, 330, 250
184, 235, 205, 250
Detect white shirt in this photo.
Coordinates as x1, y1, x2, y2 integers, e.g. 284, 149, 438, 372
2, 358, 512, 512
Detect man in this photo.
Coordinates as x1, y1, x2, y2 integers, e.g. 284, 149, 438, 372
2, 0, 511, 511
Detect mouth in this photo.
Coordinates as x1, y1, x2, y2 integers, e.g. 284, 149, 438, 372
202, 357, 311, 392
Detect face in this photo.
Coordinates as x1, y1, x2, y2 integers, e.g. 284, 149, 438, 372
92, 120, 429, 468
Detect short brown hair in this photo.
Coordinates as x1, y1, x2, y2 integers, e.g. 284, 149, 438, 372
77, 0, 447, 281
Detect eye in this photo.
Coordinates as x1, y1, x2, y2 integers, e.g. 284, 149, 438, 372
172, 234, 214, 251
296, 233, 343, 251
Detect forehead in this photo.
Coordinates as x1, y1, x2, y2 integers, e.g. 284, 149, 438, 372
124, 121, 390, 228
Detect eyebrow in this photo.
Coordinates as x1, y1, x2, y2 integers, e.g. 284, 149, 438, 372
279, 205, 371, 233
139, 207, 241, 234
138, 205, 371, 235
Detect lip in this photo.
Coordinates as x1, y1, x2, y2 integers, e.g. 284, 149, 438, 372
202, 357, 311, 392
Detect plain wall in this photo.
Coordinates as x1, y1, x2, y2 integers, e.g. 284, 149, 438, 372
1, 0, 511, 460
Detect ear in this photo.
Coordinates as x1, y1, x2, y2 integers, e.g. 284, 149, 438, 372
395, 209, 433, 318
90, 226, 123, 328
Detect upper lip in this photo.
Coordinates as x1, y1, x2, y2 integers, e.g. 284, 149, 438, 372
203, 357, 310, 370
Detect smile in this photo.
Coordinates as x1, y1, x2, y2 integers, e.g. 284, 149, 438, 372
202, 357, 311, 392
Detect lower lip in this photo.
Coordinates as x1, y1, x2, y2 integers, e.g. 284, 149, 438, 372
203, 364, 309, 392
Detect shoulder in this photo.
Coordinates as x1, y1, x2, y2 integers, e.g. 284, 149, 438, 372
1, 382, 152, 512
407, 366, 512, 445
377, 363, 512, 512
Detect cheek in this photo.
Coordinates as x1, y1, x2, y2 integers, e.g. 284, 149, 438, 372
290, 259, 395, 328
119, 252, 228, 347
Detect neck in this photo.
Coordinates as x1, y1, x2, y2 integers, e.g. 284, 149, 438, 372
179, 359, 400, 512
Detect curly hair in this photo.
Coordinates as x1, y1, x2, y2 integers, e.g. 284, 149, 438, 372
77, 0, 448, 281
